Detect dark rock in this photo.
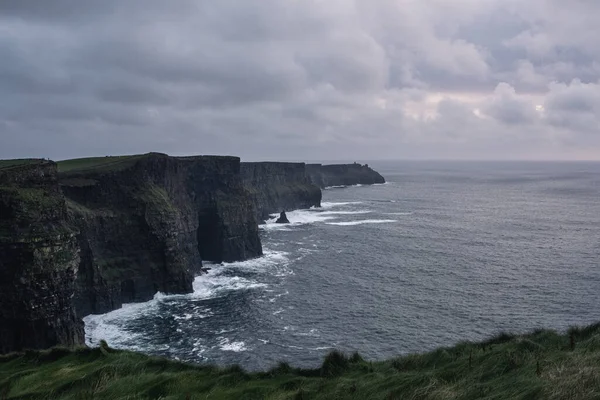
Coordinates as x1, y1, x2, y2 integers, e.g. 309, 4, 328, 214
306, 163, 385, 188
241, 162, 321, 223
60, 153, 263, 316
0, 160, 84, 353
275, 211, 290, 224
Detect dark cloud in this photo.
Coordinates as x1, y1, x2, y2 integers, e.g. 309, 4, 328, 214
0, 0, 599, 161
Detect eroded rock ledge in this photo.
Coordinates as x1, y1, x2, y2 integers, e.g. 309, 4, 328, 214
306, 163, 385, 188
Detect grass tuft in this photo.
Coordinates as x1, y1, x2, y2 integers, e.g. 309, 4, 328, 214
320, 350, 350, 377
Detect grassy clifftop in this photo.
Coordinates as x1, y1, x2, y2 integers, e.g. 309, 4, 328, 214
1, 323, 599, 399
57, 155, 147, 175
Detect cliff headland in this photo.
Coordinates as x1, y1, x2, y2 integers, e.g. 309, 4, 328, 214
306, 163, 385, 188
0, 154, 385, 353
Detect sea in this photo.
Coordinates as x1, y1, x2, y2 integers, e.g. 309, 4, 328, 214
83, 161, 600, 371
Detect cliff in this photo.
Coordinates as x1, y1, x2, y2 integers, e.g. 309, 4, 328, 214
241, 162, 322, 222
306, 163, 385, 188
0, 154, 342, 354
59, 153, 262, 316
0, 160, 84, 353
0, 153, 266, 353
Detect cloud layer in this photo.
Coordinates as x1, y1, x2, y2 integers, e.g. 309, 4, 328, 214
1, 0, 599, 160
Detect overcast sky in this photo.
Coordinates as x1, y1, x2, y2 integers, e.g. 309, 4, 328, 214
1, 0, 599, 161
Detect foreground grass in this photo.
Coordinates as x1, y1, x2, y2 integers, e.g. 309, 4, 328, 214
1, 324, 600, 400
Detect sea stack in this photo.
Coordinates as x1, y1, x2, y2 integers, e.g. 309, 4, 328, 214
276, 211, 290, 224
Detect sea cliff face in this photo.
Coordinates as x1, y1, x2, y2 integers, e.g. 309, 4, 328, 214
0, 160, 84, 353
0, 154, 385, 354
60, 153, 263, 316
241, 162, 322, 222
306, 163, 385, 188
0, 153, 267, 353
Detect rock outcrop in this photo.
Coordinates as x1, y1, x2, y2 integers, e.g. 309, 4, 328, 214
275, 211, 290, 224
241, 162, 321, 222
60, 153, 262, 316
306, 163, 385, 188
0, 160, 84, 353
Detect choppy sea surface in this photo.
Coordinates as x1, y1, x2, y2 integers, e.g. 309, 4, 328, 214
84, 161, 600, 370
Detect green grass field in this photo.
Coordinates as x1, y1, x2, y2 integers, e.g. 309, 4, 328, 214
1, 323, 599, 399
57, 155, 147, 174
0, 159, 46, 170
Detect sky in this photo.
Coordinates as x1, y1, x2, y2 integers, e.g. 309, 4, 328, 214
1, 0, 599, 161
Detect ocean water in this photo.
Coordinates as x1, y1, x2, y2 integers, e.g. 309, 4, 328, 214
84, 161, 600, 370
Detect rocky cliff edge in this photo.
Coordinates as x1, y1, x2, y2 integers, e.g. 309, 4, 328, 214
306, 163, 385, 188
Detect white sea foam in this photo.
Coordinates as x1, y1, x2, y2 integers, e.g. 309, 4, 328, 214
218, 337, 247, 352
173, 313, 194, 321
319, 201, 363, 209
326, 219, 398, 226
385, 212, 413, 216
84, 249, 289, 349
324, 183, 365, 189
318, 210, 371, 215
191, 275, 267, 299
268, 290, 289, 303
191, 249, 291, 297
83, 298, 158, 349
261, 203, 371, 230
295, 328, 320, 337
261, 209, 337, 230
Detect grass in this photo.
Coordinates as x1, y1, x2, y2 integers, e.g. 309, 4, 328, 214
0, 159, 46, 170
57, 155, 147, 174
0, 187, 66, 229
1, 323, 600, 399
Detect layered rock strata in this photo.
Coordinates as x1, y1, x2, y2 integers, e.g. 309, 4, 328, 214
60, 153, 263, 316
0, 160, 84, 353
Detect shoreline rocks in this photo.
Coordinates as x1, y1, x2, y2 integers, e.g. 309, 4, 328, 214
275, 211, 290, 224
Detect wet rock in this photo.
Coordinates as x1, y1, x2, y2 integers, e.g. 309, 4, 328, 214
276, 211, 290, 224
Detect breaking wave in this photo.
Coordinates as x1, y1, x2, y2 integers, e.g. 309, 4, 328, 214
326, 219, 398, 226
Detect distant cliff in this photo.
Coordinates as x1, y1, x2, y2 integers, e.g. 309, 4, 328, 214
241, 162, 322, 222
0, 160, 84, 353
306, 163, 385, 188
60, 153, 263, 316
